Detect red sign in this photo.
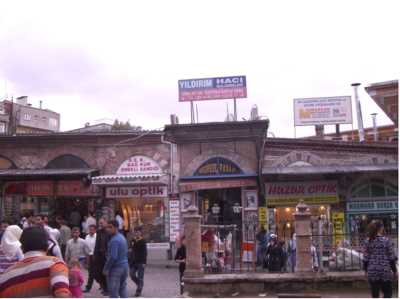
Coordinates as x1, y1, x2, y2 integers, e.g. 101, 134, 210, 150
57, 181, 101, 197
26, 181, 54, 196
179, 178, 256, 192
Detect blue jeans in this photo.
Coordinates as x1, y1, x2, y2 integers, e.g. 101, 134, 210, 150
130, 263, 145, 292
107, 265, 129, 298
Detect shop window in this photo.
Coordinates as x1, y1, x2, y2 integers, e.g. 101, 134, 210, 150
351, 178, 398, 198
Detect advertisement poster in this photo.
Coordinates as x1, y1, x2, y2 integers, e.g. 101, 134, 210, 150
244, 190, 258, 210
332, 212, 345, 246
179, 76, 247, 101
294, 96, 352, 126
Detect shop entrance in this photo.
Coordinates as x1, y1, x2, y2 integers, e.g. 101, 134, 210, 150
198, 188, 242, 227
118, 198, 167, 243
273, 205, 330, 241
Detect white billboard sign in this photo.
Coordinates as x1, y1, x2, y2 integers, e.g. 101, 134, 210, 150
294, 96, 352, 126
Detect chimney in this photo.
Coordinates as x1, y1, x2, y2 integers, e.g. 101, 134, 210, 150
371, 113, 378, 142
352, 83, 365, 142
170, 114, 179, 125
85, 122, 90, 127
39, 100, 43, 109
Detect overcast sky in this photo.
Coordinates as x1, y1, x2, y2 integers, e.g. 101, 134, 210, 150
0, 0, 399, 137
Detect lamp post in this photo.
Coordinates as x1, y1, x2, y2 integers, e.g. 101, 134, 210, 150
211, 203, 221, 224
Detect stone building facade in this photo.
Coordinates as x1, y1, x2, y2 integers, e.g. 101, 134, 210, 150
0, 131, 175, 244
262, 138, 398, 241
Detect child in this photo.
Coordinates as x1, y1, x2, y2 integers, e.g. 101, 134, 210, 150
69, 258, 84, 298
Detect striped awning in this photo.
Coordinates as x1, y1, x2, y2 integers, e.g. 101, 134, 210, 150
92, 173, 166, 186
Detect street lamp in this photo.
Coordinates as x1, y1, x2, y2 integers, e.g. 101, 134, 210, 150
211, 203, 221, 224
232, 202, 242, 214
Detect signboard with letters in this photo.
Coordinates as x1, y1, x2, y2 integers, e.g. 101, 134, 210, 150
106, 185, 168, 198
57, 180, 101, 197
194, 157, 242, 176
169, 200, 181, 242
293, 96, 352, 126
117, 155, 162, 175
178, 76, 247, 101
265, 181, 338, 206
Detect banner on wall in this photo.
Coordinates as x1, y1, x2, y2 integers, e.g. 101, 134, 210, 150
265, 181, 338, 206
106, 186, 167, 198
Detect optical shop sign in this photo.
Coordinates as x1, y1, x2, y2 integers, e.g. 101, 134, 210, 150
265, 181, 338, 206
117, 155, 162, 175
106, 186, 167, 198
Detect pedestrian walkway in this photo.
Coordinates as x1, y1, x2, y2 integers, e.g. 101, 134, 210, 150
83, 264, 181, 298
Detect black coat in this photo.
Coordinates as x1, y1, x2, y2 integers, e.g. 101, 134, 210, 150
266, 242, 284, 272
130, 238, 147, 265
175, 245, 186, 274
94, 228, 110, 262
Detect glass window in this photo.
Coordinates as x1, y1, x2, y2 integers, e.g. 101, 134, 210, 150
0, 122, 5, 133
352, 185, 370, 198
371, 183, 386, 197
119, 198, 166, 242
23, 113, 31, 121
351, 178, 398, 198
386, 182, 398, 196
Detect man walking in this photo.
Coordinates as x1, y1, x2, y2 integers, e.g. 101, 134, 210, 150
84, 224, 97, 293
94, 217, 110, 295
129, 229, 147, 297
103, 220, 129, 298
59, 219, 71, 259
0, 226, 71, 297
65, 227, 89, 266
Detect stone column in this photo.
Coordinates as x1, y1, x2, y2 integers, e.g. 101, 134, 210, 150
294, 200, 312, 272
184, 205, 203, 277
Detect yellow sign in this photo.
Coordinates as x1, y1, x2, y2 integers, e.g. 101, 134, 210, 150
267, 196, 338, 206
258, 207, 267, 229
332, 212, 345, 246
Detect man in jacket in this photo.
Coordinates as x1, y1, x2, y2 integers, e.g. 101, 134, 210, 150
103, 220, 129, 298
129, 229, 147, 297
93, 217, 110, 295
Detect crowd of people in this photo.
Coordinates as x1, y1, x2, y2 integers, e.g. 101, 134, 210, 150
0, 212, 186, 298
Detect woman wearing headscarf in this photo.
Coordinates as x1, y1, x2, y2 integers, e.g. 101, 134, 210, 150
364, 220, 397, 298
0, 225, 23, 274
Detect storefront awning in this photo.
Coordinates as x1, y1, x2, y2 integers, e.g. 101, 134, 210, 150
92, 174, 166, 186
0, 168, 99, 180
262, 164, 398, 176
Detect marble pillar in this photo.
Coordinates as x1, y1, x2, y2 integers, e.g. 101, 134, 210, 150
294, 200, 313, 272
183, 205, 203, 277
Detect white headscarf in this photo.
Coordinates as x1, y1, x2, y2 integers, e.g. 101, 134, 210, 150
1, 225, 23, 259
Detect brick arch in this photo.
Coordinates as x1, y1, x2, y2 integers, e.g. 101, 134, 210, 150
46, 154, 90, 169
272, 151, 323, 167
183, 150, 254, 177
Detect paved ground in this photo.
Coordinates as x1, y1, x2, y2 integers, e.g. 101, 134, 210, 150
82, 264, 181, 298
